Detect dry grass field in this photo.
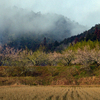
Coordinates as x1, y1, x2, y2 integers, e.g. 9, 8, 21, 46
0, 86, 100, 100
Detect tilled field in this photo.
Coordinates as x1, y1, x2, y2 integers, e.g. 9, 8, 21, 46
0, 86, 100, 100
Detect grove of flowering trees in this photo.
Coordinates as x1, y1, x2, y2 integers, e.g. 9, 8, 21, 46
0, 40, 100, 69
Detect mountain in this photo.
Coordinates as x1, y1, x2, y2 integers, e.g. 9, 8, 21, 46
57, 24, 100, 49
0, 7, 87, 50
8, 23, 99, 52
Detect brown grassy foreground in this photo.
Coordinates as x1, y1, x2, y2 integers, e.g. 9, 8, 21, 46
0, 86, 100, 100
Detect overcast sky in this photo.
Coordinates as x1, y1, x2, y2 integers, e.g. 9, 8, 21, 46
1, 0, 100, 28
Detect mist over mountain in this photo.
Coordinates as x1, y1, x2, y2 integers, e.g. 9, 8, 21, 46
0, 7, 87, 46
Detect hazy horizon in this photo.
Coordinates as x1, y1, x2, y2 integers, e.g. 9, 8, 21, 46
0, 0, 99, 45
1, 0, 100, 28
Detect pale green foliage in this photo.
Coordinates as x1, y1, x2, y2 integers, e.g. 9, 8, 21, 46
27, 50, 48, 66
67, 40, 100, 51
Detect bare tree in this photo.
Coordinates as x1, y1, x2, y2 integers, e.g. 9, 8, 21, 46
48, 52, 62, 66
0, 45, 24, 66
61, 50, 74, 66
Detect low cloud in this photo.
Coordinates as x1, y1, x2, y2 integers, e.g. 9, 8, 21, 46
0, 7, 87, 44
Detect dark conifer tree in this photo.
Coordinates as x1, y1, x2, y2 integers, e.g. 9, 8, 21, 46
43, 37, 46, 46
